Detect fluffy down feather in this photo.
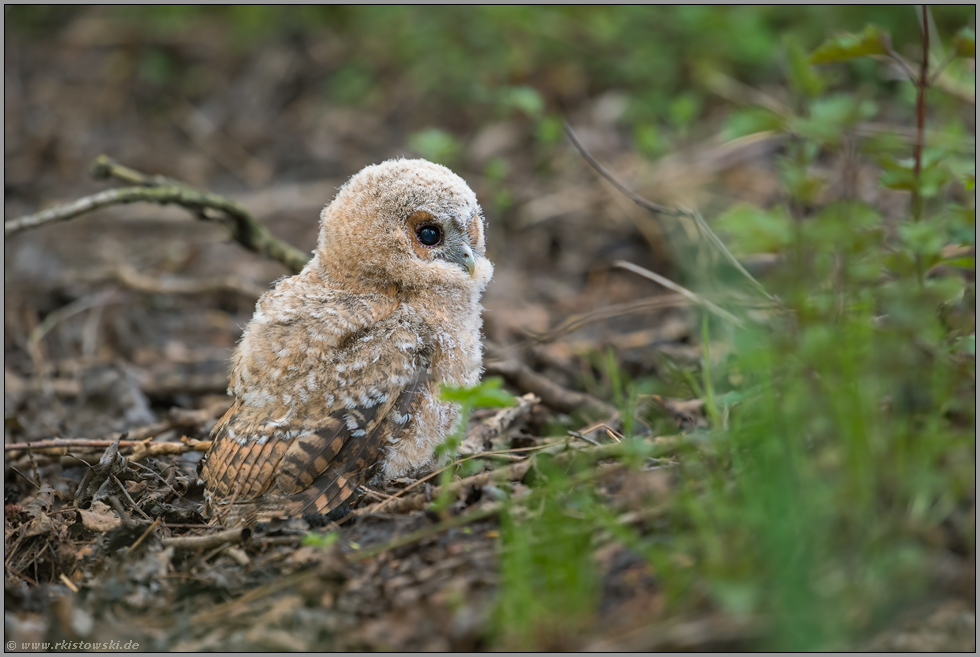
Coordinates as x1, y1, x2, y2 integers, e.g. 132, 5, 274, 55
200, 159, 493, 524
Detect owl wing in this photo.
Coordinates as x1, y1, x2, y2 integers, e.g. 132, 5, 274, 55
200, 283, 432, 522
201, 363, 429, 520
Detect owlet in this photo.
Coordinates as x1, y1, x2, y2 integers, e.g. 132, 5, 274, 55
200, 158, 493, 523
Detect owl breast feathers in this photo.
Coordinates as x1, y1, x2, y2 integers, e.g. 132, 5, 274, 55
200, 158, 493, 523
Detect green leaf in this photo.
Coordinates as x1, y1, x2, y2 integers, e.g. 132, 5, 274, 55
954, 27, 976, 58
806, 201, 882, 252
302, 532, 339, 549
943, 256, 975, 270
791, 94, 877, 146
809, 24, 889, 65
408, 128, 461, 166
898, 222, 946, 259
667, 92, 702, 130
859, 132, 907, 158
716, 203, 793, 253
500, 86, 545, 118
440, 377, 516, 408
634, 123, 667, 158
785, 36, 825, 98
780, 163, 826, 204
723, 107, 785, 140
535, 115, 564, 146
879, 157, 953, 198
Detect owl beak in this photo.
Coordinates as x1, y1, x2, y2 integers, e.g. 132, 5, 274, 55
450, 243, 476, 276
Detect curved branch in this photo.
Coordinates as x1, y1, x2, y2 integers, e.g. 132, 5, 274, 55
5, 156, 312, 274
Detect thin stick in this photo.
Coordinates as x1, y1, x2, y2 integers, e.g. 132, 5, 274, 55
129, 517, 162, 551
7, 466, 42, 490
527, 294, 692, 344
27, 289, 121, 345
58, 572, 80, 593
564, 123, 774, 302
614, 260, 744, 328
352, 504, 500, 561
6, 155, 312, 274
359, 440, 568, 516
112, 475, 154, 522
4, 437, 209, 452
912, 4, 930, 224
161, 527, 248, 552
883, 38, 920, 84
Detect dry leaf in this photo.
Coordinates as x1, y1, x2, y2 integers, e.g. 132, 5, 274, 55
78, 501, 122, 532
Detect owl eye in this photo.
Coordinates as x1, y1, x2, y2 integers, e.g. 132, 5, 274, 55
416, 224, 442, 247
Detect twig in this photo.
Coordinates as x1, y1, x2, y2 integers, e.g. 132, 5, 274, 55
107, 494, 135, 528
360, 441, 569, 516
5, 438, 211, 461
129, 517, 162, 551
5, 186, 224, 235
527, 294, 692, 344
191, 569, 309, 626
460, 392, 539, 454
112, 475, 154, 522
614, 260, 744, 327
6, 155, 312, 274
484, 344, 618, 418
27, 289, 122, 346
7, 466, 42, 490
564, 123, 774, 302
351, 504, 501, 561
58, 572, 80, 594
89, 154, 182, 187
927, 50, 959, 86
162, 527, 249, 552
112, 264, 267, 299
373, 461, 535, 515
369, 438, 666, 515
882, 37, 920, 84
129, 438, 213, 464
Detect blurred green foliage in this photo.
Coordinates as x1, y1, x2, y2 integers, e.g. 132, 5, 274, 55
489, 12, 973, 651
7, 6, 975, 149
7, 5, 974, 650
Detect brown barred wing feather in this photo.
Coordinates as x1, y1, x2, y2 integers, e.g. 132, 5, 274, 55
202, 366, 431, 522
288, 365, 432, 516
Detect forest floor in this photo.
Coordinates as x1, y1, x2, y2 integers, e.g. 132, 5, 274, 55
4, 10, 974, 651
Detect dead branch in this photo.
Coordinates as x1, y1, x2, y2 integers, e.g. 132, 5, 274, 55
528, 294, 692, 344
459, 392, 539, 455
5, 437, 211, 458
5, 419, 173, 452
367, 438, 658, 515
583, 614, 763, 652
5, 155, 311, 274
168, 401, 233, 427
484, 343, 617, 418
4, 371, 81, 398
112, 264, 267, 299
129, 438, 213, 463
162, 527, 249, 552
352, 504, 501, 561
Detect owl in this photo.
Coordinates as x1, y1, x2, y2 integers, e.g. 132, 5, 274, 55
199, 158, 493, 524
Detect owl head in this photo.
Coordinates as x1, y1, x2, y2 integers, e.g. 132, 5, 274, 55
316, 158, 492, 293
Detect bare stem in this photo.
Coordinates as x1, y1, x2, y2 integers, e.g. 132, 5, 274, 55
912, 4, 930, 225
